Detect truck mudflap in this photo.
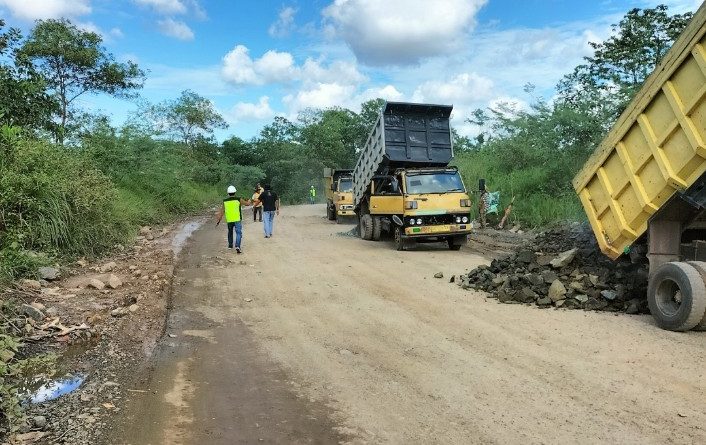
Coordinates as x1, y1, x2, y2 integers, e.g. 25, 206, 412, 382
404, 224, 472, 237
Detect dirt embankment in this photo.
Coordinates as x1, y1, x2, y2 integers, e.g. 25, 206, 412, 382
3, 219, 203, 445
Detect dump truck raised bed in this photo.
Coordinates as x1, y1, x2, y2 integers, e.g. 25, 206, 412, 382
573, 3, 706, 331
352, 101, 473, 250
324, 168, 354, 222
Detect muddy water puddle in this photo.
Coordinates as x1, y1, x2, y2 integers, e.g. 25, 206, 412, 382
172, 219, 205, 255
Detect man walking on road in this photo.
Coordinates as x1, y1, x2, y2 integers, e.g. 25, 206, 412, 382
309, 185, 316, 204
252, 184, 263, 222
257, 184, 280, 238
215, 185, 251, 253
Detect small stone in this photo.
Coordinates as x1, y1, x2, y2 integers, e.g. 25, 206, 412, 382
601, 289, 618, 301
20, 279, 42, 290
555, 300, 566, 308
585, 297, 608, 311
575, 294, 589, 303
21, 304, 45, 321
33, 416, 47, 428
88, 278, 105, 290
38, 267, 60, 281
548, 280, 567, 302
526, 274, 544, 286
146, 233, 155, 241
129, 265, 138, 271
76, 259, 88, 267
541, 270, 558, 284
168, 333, 177, 338
589, 274, 599, 286
492, 275, 506, 285
98, 261, 117, 273
128, 304, 139, 312
244, 298, 253, 302
518, 287, 538, 303
537, 297, 552, 306
106, 274, 123, 289
569, 281, 584, 292
433, 272, 444, 279
515, 250, 536, 264
111, 308, 127, 317
139, 226, 151, 235
550, 248, 578, 269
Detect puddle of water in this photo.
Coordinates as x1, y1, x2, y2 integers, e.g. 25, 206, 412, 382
172, 220, 205, 255
25, 374, 86, 404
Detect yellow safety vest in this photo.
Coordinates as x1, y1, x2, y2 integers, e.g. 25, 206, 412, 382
223, 198, 241, 223
310, 188, 316, 197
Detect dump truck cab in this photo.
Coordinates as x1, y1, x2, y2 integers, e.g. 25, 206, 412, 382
353, 101, 472, 250
324, 168, 354, 221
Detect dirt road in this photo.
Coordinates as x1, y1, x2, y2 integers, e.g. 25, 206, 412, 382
111, 204, 706, 444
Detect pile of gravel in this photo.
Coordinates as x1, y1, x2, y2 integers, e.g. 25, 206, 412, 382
457, 223, 650, 313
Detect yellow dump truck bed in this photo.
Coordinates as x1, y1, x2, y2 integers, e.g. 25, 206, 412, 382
573, 3, 706, 260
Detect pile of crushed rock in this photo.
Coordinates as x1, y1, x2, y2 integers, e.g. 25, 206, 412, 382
457, 223, 650, 314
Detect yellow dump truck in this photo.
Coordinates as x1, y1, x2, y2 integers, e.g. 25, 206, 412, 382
574, 3, 706, 331
324, 168, 354, 222
352, 102, 473, 250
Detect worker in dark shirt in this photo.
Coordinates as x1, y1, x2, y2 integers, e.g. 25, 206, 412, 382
255, 184, 280, 238
215, 185, 251, 253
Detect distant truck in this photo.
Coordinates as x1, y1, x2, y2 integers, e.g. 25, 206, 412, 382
324, 168, 354, 222
574, 3, 706, 331
352, 102, 472, 250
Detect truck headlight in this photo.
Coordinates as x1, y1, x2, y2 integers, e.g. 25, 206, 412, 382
416, 218, 422, 225
339, 205, 344, 210
462, 216, 469, 223
409, 218, 416, 225
456, 216, 461, 223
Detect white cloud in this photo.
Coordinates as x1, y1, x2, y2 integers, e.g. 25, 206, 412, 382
256, 50, 297, 83
323, 0, 487, 66
0, 0, 91, 20
158, 18, 195, 40
230, 96, 276, 122
134, 0, 187, 15
283, 82, 356, 111
269, 6, 297, 38
411, 73, 494, 105
357, 85, 405, 103
221, 45, 362, 86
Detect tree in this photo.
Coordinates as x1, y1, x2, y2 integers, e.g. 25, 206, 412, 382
298, 107, 360, 168
0, 20, 56, 131
18, 19, 144, 143
147, 90, 228, 145
558, 5, 692, 120
222, 136, 260, 166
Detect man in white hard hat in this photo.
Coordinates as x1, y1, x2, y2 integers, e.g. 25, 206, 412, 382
215, 185, 251, 253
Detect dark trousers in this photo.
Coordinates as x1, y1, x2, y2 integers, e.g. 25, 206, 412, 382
253, 206, 262, 221
226, 222, 242, 248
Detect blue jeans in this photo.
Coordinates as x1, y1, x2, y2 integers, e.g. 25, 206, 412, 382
227, 221, 242, 248
263, 211, 275, 237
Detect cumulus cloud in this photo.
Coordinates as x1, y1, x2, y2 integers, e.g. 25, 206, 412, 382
411, 73, 494, 105
269, 6, 297, 37
221, 45, 363, 86
323, 0, 487, 66
283, 82, 357, 111
158, 18, 195, 40
0, 0, 91, 20
230, 96, 276, 122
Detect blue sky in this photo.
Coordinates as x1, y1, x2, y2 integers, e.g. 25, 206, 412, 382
0, 0, 702, 141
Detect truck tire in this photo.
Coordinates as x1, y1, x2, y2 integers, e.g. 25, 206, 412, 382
686, 261, 706, 331
394, 226, 406, 251
447, 236, 463, 251
372, 216, 382, 241
360, 214, 373, 240
647, 262, 706, 331
326, 202, 336, 221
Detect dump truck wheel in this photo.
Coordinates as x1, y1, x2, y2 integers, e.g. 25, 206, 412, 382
372, 216, 382, 241
394, 227, 406, 251
326, 203, 336, 221
360, 214, 373, 240
686, 261, 706, 331
447, 236, 462, 251
647, 262, 706, 331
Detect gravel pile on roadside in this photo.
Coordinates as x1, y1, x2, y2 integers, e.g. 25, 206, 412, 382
458, 223, 650, 313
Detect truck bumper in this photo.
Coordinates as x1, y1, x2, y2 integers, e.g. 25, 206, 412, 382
404, 224, 472, 237
337, 210, 355, 217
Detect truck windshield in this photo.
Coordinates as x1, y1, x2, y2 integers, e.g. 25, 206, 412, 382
405, 171, 465, 194
338, 178, 353, 192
